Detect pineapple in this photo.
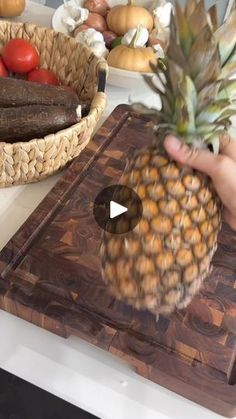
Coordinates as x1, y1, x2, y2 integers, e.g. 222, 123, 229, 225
100, 0, 236, 315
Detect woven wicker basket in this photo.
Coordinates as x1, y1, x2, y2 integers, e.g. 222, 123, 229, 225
0, 21, 108, 187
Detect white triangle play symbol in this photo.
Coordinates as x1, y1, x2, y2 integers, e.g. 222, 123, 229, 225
110, 200, 128, 219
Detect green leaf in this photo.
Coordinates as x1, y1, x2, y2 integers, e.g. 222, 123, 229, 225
197, 81, 221, 111
175, 1, 193, 57
159, 92, 173, 117
143, 74, 173, 117
214, 9, 236, 64
189, 25, 217, 79
167, 37, 190, 74
217, 119, 233, 130
219, 43, 236, 79
175, 96, 195, 135
195, 47, 221, 91
131, 102, 169, 123
225, 43, 236, 64
219, 62, 236, 79
196, 100, 229, 124
143, 73, 165, 95
217, 105, 236, 121
169, 10, 177, 44
168, 59, 184, 95
145, 62, 175, 110
208, 4, 218, 32
174, 76, 196, 135
217, 81, 236, 100
167, 6, 190, 73
185, 0, 198, 18
188, 0, 211, 38
195, 123, 216, 135
182, 75, 198, 113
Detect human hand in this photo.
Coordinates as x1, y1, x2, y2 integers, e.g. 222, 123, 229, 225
164, 134, 236, 230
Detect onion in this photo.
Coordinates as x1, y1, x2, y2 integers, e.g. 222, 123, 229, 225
85, 12, 108, 32
103, 30, 117, 49
84, 0, 109, 17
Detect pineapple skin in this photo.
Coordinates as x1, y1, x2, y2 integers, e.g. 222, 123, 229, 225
100, 146, 221, 315
100, 0, 236, 315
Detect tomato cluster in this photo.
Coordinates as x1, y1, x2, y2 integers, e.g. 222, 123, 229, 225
0, 38, 60, 85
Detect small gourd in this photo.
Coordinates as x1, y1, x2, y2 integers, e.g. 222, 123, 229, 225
107, 0, 153, 36
107, 27, 157, 72
0, 0, 25, 17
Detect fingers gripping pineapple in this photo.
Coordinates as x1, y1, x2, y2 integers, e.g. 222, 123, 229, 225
100, 0, 236, 315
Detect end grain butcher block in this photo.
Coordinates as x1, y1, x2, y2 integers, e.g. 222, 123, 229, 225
0, 105, 236, 417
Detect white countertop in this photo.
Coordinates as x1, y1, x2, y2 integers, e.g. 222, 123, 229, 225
0, 2, 229, 419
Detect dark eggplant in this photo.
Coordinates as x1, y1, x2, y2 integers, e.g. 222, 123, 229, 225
0, 77, 80, 108
0, 105, 81, 143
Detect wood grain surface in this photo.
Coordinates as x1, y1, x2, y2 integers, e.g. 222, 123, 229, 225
1, 105, 236, 417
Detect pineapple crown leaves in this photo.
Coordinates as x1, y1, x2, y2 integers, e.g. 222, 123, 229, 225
144, 0, 236, 152
214, 9, 236, 65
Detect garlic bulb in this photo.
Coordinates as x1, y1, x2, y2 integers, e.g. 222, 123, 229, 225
122, 27, 149, 48
152, 1, 173, 28
62, 1, 89, 33
64, 0, 83, 17
90, 41, 109, 58
75, 28, 108, 57
75, 27, 104, 44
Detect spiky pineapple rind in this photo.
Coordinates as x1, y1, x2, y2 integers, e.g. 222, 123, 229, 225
101, 147, 221, 315
100, 0, 234, 315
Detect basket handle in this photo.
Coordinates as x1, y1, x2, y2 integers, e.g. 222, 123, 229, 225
97, 66, 107, 93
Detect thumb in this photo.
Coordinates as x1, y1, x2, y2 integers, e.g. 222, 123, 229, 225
164, 135, 218, 177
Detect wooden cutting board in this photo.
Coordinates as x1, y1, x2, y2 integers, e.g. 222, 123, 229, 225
1, 105, 236, 417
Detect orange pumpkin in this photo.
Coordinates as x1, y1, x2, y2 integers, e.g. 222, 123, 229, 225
0, 0, 25, 17
107, 0, 153, 36
107, 42, 157, 73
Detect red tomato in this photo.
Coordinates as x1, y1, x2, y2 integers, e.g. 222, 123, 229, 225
0, 58, 8, 77
2, 39, 39, 74
27, 68, 60, 86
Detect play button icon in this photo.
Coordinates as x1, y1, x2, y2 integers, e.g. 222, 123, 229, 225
110, 201, 127, 219
93, 185, 143, 234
